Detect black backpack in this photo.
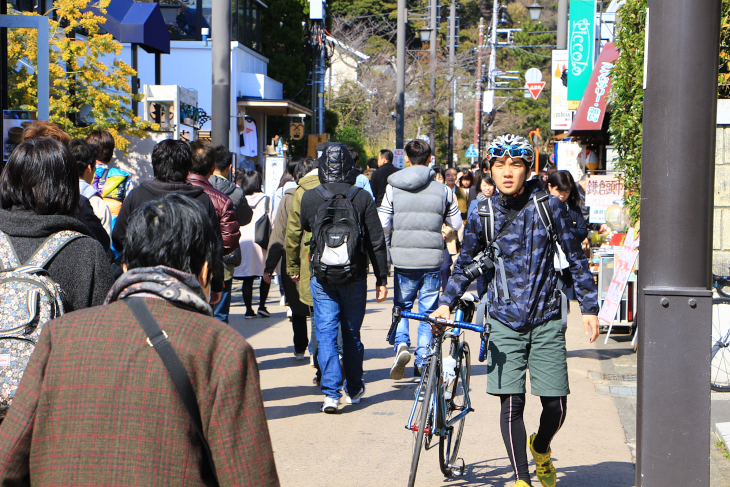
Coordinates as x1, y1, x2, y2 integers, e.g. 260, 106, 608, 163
309, 185, 364, 285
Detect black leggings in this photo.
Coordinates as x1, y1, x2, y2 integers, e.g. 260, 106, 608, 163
499, 394, 567, 483
241, 276, 270, 313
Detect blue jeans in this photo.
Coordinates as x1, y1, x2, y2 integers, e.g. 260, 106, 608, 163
311, 276, 367, 400
214, 278, 233, 323
393, 269, 440, 367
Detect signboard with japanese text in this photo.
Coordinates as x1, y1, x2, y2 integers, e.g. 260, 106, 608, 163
598, 228, 639, 326
585, 174, 625, 208
589, 207, 607, 224
567, 0, 596, 109
551, 50, 572, 130
568, 43, 619, 133
393, 148, 405, 168
556, 141, 585, 182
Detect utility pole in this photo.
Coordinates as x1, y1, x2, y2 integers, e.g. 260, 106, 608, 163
636, 0, 720, 485
1, 0, 7, 112
447, 0, 456, 168
473, 18, 484, 160
556, 0, 568, 50
395, 0, 406, 150
428, 0, 437, 152
484, 0, 499, 153
310, 1, 326, 135
211, 0, 231, 147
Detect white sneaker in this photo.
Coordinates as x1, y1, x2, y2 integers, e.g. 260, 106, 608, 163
295, 352, 306, 361
390, 343, 411, 380
321, 396, 339, 414
279, 296, 286, 307
345, 385, 366, 404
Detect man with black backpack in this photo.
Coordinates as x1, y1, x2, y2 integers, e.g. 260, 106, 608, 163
432, 134, 599, 487
299, 143, 388, 414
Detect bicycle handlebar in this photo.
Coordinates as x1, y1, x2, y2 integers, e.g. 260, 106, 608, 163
714, 274, 730, 298
397, 309, 486, 334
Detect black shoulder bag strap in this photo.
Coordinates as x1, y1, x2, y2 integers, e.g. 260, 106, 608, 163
478, 198, 524, 301
125, 298, 220, 487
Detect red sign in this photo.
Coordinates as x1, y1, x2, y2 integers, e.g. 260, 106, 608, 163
568, 42, 619, 134
526, 81, 546, 100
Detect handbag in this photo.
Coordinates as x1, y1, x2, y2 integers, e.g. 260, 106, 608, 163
254, 196, 271, 249
125, 298, 220, 487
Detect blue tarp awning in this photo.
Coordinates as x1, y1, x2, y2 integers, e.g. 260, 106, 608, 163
86, 0, 170, 54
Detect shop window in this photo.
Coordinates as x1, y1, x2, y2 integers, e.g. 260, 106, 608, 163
157, 0, 211, 41
232, 0, 263, 53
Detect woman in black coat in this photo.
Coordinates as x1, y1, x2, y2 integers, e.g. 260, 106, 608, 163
0, 138, 114, 311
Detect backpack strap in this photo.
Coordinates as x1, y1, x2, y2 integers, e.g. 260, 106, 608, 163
344, 185, 362, 201
477, 199, 495, 245
25, 230, 88, 269
0, 230, 22, 271
315, 185, 334, 200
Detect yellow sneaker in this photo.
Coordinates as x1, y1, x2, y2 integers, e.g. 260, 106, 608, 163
528, 433, 556, 487
514, 481, 531, 487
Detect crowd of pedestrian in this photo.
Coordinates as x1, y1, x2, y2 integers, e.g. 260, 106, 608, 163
0, 123, 604, 487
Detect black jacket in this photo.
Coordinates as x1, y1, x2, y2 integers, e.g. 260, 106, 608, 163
0, 208, 114, 312
370, 163, 400, 207
111, 180, 224, 292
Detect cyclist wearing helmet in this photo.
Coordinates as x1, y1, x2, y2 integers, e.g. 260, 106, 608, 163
432, 134, 599, 487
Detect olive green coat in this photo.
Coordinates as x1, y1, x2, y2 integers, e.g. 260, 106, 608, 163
284, 172, 320, 306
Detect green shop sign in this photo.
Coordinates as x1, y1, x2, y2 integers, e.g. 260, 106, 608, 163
567, 0, 596, 108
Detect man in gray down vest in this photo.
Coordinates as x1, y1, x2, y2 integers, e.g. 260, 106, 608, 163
379, 139, 462, 379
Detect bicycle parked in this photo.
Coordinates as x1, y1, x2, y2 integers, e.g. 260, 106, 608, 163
712, 273, 730, 391
387, 293, 489, 487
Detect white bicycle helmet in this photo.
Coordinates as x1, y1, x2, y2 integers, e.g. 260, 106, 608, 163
487, 134, 535, 167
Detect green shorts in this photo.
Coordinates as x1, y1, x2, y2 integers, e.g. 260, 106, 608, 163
486, 316, 569, 397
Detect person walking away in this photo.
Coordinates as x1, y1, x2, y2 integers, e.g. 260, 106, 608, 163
0, 194, 279, 486
187, 140, 242, 322
210, 145, 254, 226
433, 134, 599, 487
299, 143, 388, 413
379, 140, 461, 380
370, 149, 400, 272
346, 147, 374, 199
69, 139, 112, 239
111, 139, 224, 304
263, 158, 314, 360
86, 130, 135, 229
234, 171, 272, 318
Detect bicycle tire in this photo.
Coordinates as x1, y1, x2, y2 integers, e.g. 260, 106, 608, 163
407, 353, 438, 487
712, 297, 730, 391
439, 341, 471, 476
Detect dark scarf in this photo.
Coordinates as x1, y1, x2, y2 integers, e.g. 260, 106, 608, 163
105, 266, 213, 316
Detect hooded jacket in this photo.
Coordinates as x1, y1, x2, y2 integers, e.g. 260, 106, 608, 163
440, 179, 599, 331
0, 208, 114, 312
210, 174, 253, 226
186, 174, 241, 256
299, 143, 388, 286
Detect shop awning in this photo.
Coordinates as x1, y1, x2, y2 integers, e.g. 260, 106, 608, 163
568, 42, 619, 135
237, 99, 312, 117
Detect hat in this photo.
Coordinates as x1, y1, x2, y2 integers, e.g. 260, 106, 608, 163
264, 144, 278, 156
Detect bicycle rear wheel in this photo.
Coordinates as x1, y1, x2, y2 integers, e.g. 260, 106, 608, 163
439, 341, 471, 476
407, 353, 438, 487
712, 297, 730, 391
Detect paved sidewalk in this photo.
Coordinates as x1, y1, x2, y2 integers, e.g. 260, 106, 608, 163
230, 276, 635, 486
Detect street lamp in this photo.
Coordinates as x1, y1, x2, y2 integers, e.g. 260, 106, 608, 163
526, 2, 544, 21
419, 26, 432, 43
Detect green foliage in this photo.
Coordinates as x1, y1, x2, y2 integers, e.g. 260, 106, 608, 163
7, 0, 155, 151
332, 125, 369, 166
608, 0, 646, 225
261, 0, 309, 104
330, 0, 395, 17
720, 0, 730, 98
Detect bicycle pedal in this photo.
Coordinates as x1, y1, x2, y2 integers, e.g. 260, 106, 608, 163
450, 458, 466, 476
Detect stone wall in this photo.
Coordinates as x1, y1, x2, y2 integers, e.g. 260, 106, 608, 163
715, 126, 730, 275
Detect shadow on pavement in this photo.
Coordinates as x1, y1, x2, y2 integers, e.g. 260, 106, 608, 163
567, 347, 636, 360
251, 346, 296, 359
265, 400, 324, 420
262, 384, 319, 403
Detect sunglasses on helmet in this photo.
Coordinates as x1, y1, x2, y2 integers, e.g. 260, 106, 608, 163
488, 145, 534, 162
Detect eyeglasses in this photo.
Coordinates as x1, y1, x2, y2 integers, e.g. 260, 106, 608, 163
488, 145, 534, 163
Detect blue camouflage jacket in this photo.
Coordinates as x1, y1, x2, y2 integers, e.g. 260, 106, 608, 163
440, 179, 599, 331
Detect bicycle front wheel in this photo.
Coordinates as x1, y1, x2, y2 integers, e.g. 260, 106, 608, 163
407, 353, 438, 487
712, 297, 730, 391
439, 341, 471, 476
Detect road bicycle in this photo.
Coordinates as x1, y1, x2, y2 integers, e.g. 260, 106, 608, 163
387, 294, 489, 487
712, 273, 730, 391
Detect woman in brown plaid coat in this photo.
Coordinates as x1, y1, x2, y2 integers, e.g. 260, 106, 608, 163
0, 194, 279, 486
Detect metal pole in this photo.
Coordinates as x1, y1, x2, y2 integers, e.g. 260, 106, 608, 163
317, 30, 325, 134
131, 43, 138, 117
428, 0, 437, 152
395, 0, 406, 150
211, 0, 231, 147
556, 0, 568, 50
474, 18, 484, 156
2, 0, 8, 112
447, 0, 455, 168
637, 0, 720, 485
155, 53, 161, 85
485, 0, 498, 153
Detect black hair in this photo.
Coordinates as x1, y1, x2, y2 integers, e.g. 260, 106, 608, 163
481, 175, 496, 189
69, 138, 96, 176
546, 170, 581, 208
367, 158, 378, 169
0, 137, 80, 215
432, 165, 446, 182
295, 157, 315, 182
460, 171, 474, 187
278, 171, 293, 189
123, 194, 216, 281
240, 170, 263, 196
347, 146, 359, 164
213, 145, 233, 172
86, 130, 115, 163
380, 149, 393, 164
287, 157, 301, 176
405, 139, 431, 166
152, 139, 192, 183
190, 139, 216, 176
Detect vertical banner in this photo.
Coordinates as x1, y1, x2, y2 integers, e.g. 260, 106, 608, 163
598, 228, 639, 326
550, 50, 571, 130
567, 0, 596, 109
556, 141, 586, 182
